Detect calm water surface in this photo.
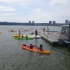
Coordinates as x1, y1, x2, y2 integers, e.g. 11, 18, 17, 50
0, 25, 70, 70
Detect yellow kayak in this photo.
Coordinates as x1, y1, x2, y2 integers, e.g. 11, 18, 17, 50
12, 34, 22, 37
12, 34, 29, 37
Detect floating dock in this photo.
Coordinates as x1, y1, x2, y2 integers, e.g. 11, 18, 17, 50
38, 24, 70, 46
38, 31, 68, 46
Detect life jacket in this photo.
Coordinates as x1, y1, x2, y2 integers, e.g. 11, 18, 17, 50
29, 44, 34, 49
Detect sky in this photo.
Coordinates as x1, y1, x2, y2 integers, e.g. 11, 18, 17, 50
0, 0, 70, 23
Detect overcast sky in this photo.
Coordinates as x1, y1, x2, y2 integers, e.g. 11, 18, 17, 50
0, 0, 70, 23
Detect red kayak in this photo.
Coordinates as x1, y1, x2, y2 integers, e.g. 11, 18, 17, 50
22, 45, 50, 55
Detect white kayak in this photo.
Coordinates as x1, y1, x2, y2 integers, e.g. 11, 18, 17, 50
12, 34, 41, 38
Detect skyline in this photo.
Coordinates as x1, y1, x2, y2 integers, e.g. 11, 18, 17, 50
0, 0, 70, 23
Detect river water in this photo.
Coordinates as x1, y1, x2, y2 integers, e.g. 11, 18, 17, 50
0, 25, 70, 70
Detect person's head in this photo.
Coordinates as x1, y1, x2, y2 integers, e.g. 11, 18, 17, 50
30, 44, 32, 46
40, 44, 43, 47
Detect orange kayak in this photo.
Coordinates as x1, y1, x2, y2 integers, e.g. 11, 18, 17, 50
22, 45, 50, 55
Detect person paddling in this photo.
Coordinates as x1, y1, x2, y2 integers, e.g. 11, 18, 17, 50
35, 44, 43, 51
18, 30, 21, 38
26, 35, 28, 39
22, 34, 24, 38
29, 44, 34, 49
39, 44, 43, 51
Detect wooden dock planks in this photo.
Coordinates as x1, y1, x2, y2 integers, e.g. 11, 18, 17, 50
38, 32, 68, 45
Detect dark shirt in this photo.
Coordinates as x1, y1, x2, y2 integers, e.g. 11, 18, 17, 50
40, 47, 43, 51
29, 45, 34, 49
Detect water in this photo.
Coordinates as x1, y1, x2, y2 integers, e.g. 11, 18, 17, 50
0, 25, 70, 70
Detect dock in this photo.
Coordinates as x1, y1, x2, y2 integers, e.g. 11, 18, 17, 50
38, 32, 68, 45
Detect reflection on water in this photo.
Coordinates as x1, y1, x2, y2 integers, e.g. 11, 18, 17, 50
0, 26, 70, 70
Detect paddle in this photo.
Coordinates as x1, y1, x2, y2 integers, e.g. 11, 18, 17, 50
34, 45, 39, 49
35, 45, 37, 47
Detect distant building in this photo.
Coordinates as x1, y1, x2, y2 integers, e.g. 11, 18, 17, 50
65, 20, 68, 24
49, 21, 52, 24
29, 21, 31, 23
32, 21, 34, 23
69, 21, 70, 24
53, 21, 56, 25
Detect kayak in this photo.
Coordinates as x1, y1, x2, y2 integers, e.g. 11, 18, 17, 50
12, 34, 22, 37
12, 34, 41, 39
14, 37, 33, 40
22, 45, 50, 55
12, 34, 28, 37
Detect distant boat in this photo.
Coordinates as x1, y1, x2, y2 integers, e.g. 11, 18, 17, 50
8, 30, 17, 32
0, 32, 2, 34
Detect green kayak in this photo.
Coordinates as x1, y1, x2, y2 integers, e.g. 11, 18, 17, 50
14, 37, 33, 40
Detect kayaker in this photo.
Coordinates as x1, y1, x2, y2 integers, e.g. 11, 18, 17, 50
19, 30, 21, 35
18, 30, 21, 38
29, 44, 34, 49
22, 34, 24, 38
26, 35, 28, 39
39, 44, 43, 51
35, 30, 38, 37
